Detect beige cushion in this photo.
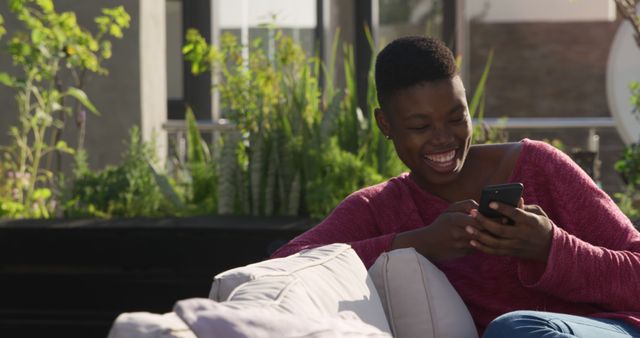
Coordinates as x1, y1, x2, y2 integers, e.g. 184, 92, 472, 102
209, 243, 391, 334
107, 312, 196, 338
368, 248, 478, 338
174, 297, 393, 338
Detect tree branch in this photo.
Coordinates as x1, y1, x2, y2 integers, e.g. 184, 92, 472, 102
614, 0, 640, 48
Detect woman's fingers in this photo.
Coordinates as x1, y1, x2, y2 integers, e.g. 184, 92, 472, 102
524, 204, 548, 217
471, 210, 517, 238
469, 237, 514, 256
468, 203, 554, 261
446, 199, 479, 213
486, 201, 534, 225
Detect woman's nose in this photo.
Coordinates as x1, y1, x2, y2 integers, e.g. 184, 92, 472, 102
430, 126, 454, 144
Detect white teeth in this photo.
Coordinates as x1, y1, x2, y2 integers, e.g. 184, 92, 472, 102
425, 150, 456, 163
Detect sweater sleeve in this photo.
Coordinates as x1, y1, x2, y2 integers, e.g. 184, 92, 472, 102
517, 141, 640, 311
270, 190, 396, 267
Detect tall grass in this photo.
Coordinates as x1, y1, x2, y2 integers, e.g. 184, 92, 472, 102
182, 28, 499, 218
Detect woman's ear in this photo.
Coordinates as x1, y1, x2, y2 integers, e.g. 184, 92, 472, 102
374, 108, 392, 139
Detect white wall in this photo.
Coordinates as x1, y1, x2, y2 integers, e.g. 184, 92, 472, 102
166, 0, 183, 100
219, 0, 316, 28
607, 18, 640, 145
140, 0, 168, 163
466, 0, 616, 23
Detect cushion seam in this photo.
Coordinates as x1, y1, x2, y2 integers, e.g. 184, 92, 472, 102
227, 276, 301, 305
416, 250, 437, 337
381, 254, 397, 335
223, 245, 354, 280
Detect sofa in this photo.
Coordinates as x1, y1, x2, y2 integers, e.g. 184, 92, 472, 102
108, 243, 478, 338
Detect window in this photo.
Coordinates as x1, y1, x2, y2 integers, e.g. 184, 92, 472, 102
378, 0, 444, 44
218, 0, 317, 57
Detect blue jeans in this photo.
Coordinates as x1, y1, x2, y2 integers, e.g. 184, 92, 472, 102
483, 311, 640, 338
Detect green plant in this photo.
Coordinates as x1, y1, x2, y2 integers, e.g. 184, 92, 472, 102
630, 81, 640, 121
185, 29, 305, 216
615, 143, 640, 187
453, 50, 505, 144
182, 26, 508, 218
0, 162, 27, 217
0, 13, 6, 38
305, 137, 384, 218
63, 109, 222, 219
65, 126, 174, 218
465, 50, 508, 144
614, 186, 640, 222
614, 143, 640, 220
342, 27, 406, 178
541, 138, 565, 152
0, 0, 129, 218
163, 107, 218, 215
183, 26, 408, 218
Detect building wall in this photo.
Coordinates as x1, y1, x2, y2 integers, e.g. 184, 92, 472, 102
468, 19, 626, 193
466, 0, 615, 23
0, 0, 165, 172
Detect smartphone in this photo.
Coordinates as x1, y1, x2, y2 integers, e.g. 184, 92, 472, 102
478, 183, 524, 223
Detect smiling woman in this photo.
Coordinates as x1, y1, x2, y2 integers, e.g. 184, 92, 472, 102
272, 36, 640, 338
375, 78, 471, 188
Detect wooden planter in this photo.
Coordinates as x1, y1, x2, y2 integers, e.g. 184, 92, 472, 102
0, 216, 311, 338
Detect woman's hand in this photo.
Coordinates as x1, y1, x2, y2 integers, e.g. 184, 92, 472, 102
468, 198, 553, 262
392, 199, 480, 262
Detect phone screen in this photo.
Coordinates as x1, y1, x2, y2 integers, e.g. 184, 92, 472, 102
478, 183, 524, 222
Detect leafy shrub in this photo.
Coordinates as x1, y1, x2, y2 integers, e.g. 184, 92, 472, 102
183, 28, 406, 218
0, 0, 129, 218
165, 108, 218, 216
615, 143, 640, 187
615, 143, 640, 221
306, 138, 383, 218
65, 127, 174, 218
614, 186, 639, 222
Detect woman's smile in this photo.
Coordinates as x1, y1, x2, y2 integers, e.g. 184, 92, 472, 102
424, 148, 458, 173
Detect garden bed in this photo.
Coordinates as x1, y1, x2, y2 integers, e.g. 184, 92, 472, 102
0, 216, 311, 338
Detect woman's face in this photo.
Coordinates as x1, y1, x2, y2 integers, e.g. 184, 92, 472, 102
376, 76, 472, 188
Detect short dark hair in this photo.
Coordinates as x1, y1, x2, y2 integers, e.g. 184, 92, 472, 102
375, 36, 457, 109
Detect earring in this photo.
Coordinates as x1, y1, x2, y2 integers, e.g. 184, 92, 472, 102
385, 135, 391, 140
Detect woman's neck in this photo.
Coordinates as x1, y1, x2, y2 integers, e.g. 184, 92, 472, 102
410, 144, 519, 203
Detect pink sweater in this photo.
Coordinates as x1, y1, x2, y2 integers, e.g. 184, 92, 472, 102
272, 139, 640, 332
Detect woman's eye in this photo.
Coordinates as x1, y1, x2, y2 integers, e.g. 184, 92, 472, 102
409, 125, 429, 130
450, 116, 466, 123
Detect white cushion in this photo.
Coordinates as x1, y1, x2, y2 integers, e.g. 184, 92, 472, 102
368, 248, 478, 338
209, 243, 391, 334
107, 312, 196, 338
174, 297, 393, 338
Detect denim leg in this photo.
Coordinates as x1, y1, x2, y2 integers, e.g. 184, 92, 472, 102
483, 310, 640, 338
